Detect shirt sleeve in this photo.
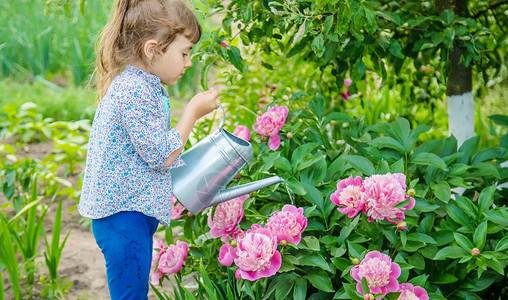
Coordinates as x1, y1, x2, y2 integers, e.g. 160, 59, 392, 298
118, 85, 184, 171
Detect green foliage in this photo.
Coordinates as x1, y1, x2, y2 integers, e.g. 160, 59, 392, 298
0, 79, 97, 121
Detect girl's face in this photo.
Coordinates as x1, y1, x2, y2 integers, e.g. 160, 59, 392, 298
151, 34, 194, 86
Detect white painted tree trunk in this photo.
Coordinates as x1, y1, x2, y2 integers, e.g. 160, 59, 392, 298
446, 92, 475, 148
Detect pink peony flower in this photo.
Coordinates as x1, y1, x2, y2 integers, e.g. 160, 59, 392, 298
150, 240, 166, 285
233, 225, 281, 281
344, 78, 353, 87
171, 195, 186, 220
156, 241, 188, 275
208, 194, 248, 238
362, 173, 415, 224
398, 283, 429, 300
330, 175, 365, 218
471, 248, 480, 256
233, 125, 251, 142
341, 90, 351, 101
265, 205, 307, 245
218, 243, 237, 266
351, 251, 400, 296
252, 105, 289, 150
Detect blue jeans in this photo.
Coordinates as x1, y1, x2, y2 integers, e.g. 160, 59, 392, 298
92, 211, 159, 300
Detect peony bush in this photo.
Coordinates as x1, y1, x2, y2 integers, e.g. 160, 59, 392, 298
150, 96, 507, 300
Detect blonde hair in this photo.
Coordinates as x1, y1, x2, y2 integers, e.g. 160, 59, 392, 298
94, 0, 201, 100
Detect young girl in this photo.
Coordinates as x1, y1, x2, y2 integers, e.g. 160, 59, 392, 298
78, 0, 218, 298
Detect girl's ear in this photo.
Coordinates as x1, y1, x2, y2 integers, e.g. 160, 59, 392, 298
143, 39, 158, 61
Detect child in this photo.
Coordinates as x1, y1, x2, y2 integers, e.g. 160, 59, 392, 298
78, 0, 218, 298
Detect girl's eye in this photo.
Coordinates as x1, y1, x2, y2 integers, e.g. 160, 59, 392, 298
183, 53, 189, 57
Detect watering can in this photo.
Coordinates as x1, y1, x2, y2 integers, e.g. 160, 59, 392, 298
170, 103, 283, 215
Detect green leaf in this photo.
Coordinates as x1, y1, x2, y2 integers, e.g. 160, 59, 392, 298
488, 260, 505, 275
484, 209, 508, 226
410, 152, 448, 170
227, 46, 244, 71
414, 199, 440, 213
302, 236, 320, 251
445, 203, 470, 226
291, 143, 320, 170
337, 215, 360, 246
342, 155, 375, 175
407, 233, 437, 244
343, 283, 364, 300
275, 273, 297, 300
293, 277, 307, 300
409, 274, 429, 287
455, 195, 478, 219
347, 241, 366, 259
488, 114, 508, 127
390, 158, 405, 173
305, 269, 334, 293
301, 182, 324, 215
441, 9, 455, 25
295, 155, 326, 172
361, 277, 370, 294
273, 157, 292, 174
375, 11, 402, 25
311, 34, 325, 57
473, 221, 488, 250
287, 178, 306, 195
389, 39, 404, 59
434, 273, 458, 284
431, 181, 451, 203
434, 246, 468, 260
478, 186, 496, 213
310, 94, 325, 119
324, 112, 354, 124
495, 235, 508, 252
260, 152, 281, 173
369, 137, 404, 153
454, 233, 473, 251
352, 58, 366, 81
297, 252, 331, 272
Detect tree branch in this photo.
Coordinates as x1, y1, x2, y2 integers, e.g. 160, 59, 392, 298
473, 0, 508, 19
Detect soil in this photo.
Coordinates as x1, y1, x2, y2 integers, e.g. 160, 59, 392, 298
1, 140, 175, 299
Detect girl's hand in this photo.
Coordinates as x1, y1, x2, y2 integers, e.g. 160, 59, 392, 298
187, 88, 219, 120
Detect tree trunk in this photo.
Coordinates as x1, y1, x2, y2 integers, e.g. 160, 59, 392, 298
435, 0, 474, 147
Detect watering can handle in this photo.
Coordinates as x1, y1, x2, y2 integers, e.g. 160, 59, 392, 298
218, 102, 226, 129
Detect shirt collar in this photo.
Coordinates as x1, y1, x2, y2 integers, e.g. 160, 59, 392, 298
125, 64, 162, 89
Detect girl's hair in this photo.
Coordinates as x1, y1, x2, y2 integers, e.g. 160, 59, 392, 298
94, 0, 202, 100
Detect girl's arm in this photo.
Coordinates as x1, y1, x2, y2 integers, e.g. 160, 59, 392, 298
165, 88, 219, 166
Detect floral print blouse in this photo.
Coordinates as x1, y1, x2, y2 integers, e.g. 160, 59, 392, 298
78, 65, 184, 226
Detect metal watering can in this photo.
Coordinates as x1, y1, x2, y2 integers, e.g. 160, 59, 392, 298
170, 103, 283, 215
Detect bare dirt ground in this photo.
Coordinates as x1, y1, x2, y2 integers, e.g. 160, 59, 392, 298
1, 140, 174, 299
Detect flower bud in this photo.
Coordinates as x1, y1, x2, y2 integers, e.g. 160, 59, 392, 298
287, 132, 293, 138
282, 95, 289, 100
231, 240, 237, 247
344, 78, 352, 87
330, 120, 337, 126
351, 258, 360, 265
280, 240, 287, 246
397, 221, 407, 231
407, 188, 416, 196
221, 41, 229, 47
364, 293, 375, 300
471, 248, 480, 256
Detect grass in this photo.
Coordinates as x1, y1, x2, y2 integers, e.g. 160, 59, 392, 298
0, 78, 97, 121
0, 0, 111, 85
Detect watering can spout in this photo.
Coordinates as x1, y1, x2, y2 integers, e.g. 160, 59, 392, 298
207, 176, 284, 208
